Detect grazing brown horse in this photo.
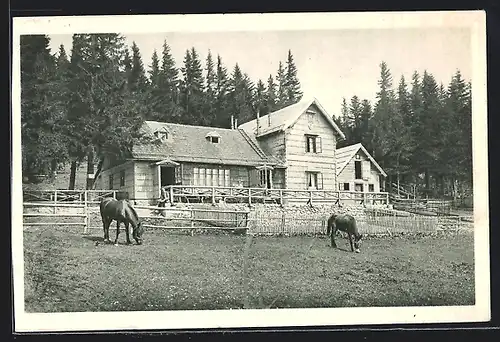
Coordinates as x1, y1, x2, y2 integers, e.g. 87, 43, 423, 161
100, 197, 144, 245
327, 213, 362, 253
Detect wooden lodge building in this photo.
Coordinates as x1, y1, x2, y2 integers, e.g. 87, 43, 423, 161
94, 97, 387, 204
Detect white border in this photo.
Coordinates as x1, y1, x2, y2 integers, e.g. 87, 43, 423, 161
11, 11, 490, 332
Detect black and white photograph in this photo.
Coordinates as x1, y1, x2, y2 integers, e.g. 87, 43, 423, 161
11, 11, 490, 332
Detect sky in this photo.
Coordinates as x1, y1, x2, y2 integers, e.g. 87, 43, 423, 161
46, 24, 472, 118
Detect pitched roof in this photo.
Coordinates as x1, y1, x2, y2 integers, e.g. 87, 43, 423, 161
131, 121, 284, 167
335, 143, 387, 177
238, 97, 346, 139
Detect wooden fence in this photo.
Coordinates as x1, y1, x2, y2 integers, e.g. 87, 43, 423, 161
22, 188, 390, 207
23, 202, 89, 233
163, 185, 390, 206
22, 202, 250, 234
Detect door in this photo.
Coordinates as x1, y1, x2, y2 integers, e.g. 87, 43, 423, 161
161, 166, 176, 186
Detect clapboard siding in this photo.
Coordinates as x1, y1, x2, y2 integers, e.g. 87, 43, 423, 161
337, 150, 382, 192
285, 103, 338, 190
96, 161, 135, 197
257, 131, 286, 161
134, 162, 155, 200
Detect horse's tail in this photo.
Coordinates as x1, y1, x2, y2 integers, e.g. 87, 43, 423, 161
326, 214, 335, 236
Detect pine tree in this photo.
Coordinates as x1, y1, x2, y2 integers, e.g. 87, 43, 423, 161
349, 95, 363, 144
180, 47, 205, 125
213, 55, 230, 128
148, 49, 161, 87
359, 99, 373, 153
20, 35, 68, 182
67, 34, 145, 189
265, 74, 277, 114
417, 70, 441, 193
155, 40, 181, 122
284, 49, 303, 105
442, 70, 472, 197
254, 79, 267, 115
372, 61, 396, 176
128, 41, 149, 93
276, 61, 287, 108
337, 97, 351, 147
228, 63, 255, 126
203, 50, 217, 126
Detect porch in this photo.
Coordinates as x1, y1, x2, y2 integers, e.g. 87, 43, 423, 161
161, 185, 390, 206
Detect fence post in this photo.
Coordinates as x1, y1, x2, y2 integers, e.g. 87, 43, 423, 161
279, 189, 283, 205
212, 186, 216, 205
309, 190, 313, 206
169, 186, 174, 205
281, 212, 285, 234
248, 188, 252, 206
84, 191, 88, 234
54, 190, 58, 214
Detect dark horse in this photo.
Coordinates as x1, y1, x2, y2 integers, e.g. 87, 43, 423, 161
327, 213, 363, 253
100, 197, 144, 245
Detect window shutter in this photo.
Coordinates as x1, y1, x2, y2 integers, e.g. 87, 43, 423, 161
316, 136, 322, 153
305, 135, 308, 152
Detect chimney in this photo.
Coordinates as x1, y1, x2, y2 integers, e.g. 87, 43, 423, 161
234, 118, 238, 129
256, 110, 260, 136
230, 115, 234, 129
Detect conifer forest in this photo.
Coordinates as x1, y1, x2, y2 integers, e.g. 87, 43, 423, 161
20, 34, 472, 199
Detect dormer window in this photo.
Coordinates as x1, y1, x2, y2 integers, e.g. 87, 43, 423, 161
153, 127, 169, 141
205, 131, 221, 144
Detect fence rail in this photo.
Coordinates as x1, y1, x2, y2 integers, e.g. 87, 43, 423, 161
163, 185, 390, 206
23, 202, 250, 234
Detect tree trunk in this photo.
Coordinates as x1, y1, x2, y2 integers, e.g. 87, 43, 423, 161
68, 160, 77, 190
424, 169, 430, 198
86, 148, 95, 190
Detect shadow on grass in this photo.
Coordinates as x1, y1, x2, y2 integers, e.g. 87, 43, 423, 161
82, 235, 102, 242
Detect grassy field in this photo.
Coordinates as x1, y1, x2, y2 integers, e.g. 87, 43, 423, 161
23, 226, 475, 312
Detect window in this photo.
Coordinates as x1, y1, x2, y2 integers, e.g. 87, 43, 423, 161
193, 167, 199, 186
154, 130, 168, 141
206, 169, 213, 186
174, 166, 182, 184
199, 168, 206, 186
225, 169, 230, 187
259, 169, 272, 188
355, 183, 364, 192
218, 169, 224, 187
206, 131, 221, 144
343, 183, 350, 191
120, 170, 125, 187
305, 135, 322, 153
109, 174, 114, 190
355, 160, 362, 179
194, 167, 230, 186
306, 172, 323, 190
369, 184, 374, 192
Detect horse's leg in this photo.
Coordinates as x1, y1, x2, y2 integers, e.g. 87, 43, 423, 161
124, 222, 132, 245
114, 221, 120, 245
348, 233, 354, 252
103, 218, 111, 243
330, 227, 337, 248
